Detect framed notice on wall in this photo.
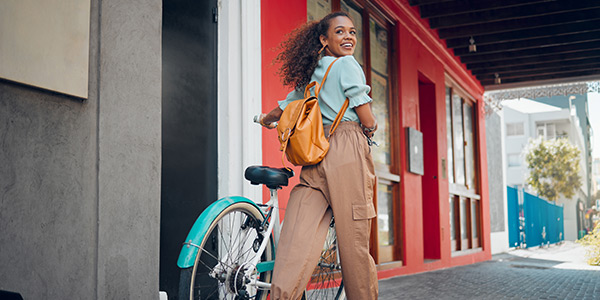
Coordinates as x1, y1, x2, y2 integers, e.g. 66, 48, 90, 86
406, 127, 424, 175
0, 0, 91, 99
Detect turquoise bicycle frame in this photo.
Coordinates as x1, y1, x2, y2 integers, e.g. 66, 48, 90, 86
177, 196, 275, 271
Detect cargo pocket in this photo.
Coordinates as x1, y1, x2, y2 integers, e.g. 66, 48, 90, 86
352, 203, 377, 220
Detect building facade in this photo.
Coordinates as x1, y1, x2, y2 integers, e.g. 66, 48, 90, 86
502, 97, 590, 241
261, 0, 491, 279
1, 0, 494, 298
533, 94, 593, 209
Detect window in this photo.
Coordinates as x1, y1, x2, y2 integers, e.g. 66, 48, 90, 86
506, 122, 524, 136
308, 0, 400, 264
507, 154, 521, 167
537, 123, 556, 140
345, 0, 400, 265
445, 80, 481, 252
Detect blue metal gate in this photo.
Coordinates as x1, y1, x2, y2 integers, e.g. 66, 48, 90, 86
507, 187, 564, 248
507, 186, 520, 247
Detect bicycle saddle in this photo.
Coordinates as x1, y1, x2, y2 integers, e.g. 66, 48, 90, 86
244, 166, 295, 189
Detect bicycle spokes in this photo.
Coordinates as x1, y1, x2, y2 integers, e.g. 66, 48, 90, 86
190, 209, 270, 299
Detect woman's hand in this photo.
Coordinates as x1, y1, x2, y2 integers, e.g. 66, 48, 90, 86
361, 121, 377, 138
257, 113, 277, 129
355, 103, 377, 137
257, 106, 283, 129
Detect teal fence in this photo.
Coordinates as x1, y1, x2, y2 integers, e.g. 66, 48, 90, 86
507, 186, 564, 248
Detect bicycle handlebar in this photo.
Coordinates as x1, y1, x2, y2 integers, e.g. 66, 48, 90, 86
253, 115, 277, 128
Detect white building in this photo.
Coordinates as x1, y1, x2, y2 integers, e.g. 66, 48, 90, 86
502, 98, 589, 241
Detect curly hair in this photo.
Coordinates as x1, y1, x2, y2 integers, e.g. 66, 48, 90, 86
275, 11, 352, 90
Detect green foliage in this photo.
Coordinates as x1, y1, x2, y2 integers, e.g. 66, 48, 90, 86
577, 222, 600, 266
524, 138, 581, 201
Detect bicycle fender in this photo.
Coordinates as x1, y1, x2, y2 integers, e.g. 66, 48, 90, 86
177, 196, 264, 269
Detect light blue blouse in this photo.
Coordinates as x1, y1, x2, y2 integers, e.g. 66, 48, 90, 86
278, 55, 372, 125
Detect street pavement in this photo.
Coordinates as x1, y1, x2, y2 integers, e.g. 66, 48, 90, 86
379, 242, 600, 299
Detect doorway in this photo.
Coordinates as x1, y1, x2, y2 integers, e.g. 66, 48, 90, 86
160, 0, 218, 297
418, 74, 441, 261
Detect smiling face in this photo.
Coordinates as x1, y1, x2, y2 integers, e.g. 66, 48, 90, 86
320, 16, 357, 57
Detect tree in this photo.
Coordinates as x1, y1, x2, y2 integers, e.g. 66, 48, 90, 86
524, 138, 582, 201
593, 190, 600, 202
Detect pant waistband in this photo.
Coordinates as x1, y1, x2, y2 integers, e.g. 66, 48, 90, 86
324, 121, 361, 133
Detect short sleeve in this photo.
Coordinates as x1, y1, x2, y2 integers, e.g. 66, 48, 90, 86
277, 88, 304, 110
339, 56, 372, 108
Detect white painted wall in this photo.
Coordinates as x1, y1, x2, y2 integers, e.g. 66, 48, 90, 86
217, 0, 263, 202
503, 106, 530, 188
490, 109, 510, 254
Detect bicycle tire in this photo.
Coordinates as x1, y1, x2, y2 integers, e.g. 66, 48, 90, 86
179, 202, 274, 300
302, 221, 346, 300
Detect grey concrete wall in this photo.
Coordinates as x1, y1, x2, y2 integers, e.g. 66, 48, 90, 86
0, 1, 161, 299
96, 0, 162, 299
486, 111, 506, 233
0, 74, 98, 299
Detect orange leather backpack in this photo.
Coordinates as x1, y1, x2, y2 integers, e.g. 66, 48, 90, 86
277, 58, 349, 167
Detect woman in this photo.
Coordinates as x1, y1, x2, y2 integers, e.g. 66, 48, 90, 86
257, 11, 379, 300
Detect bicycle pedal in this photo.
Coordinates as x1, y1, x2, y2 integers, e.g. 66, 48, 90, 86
236, 289, 250, 300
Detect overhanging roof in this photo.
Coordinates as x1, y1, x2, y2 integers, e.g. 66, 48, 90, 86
409, 0, 600, 90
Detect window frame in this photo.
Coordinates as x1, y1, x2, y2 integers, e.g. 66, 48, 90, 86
506, 122, 525, 137
537, 122, 557, 140
445, 75, 482, 253
337, 0, 401, 265
507, 153, 521, 167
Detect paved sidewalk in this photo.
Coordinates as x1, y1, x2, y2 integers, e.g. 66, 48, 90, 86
379, 242, 600, 299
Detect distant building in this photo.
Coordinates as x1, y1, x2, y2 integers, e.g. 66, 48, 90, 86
531, 94, 593, 208
592, 158, 600, 197
502, 96, 590, 241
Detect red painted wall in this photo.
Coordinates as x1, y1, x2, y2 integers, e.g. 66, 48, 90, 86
260, 0, 491, 279
260, 0, 307, 216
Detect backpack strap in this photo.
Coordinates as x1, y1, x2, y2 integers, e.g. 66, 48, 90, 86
328, 98, 350, 138
316, 57, 349, 139
280, 57, 347, 168
315, 57, 341, 97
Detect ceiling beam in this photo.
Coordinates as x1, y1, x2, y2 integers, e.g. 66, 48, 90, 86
477, 63, 600, 81
466, 50, 600, 71
471, 57, 600, 76
437, 7, 600, 39
459, 40, 600, 64
453, 31, 600, 56
445, 20, 600, 48
408, 0, 453, 6
412, 0, 600, 87
484, 74, 600, 91
480, 69, 600, 86
430, 1, 599, 29
418, 0, 553, 19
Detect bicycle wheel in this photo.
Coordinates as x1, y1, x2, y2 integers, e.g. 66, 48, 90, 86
303, 220, 346, 300
179, 202, 274, 300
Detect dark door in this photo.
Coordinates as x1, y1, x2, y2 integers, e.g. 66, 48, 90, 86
161, 0, 218, 297
419, 76, 441, 260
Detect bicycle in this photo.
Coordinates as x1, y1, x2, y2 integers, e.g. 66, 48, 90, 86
176, 165, 346, 299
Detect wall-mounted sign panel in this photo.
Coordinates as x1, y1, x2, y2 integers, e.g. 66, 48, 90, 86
0, 0, 91, 98
406, 126, 424, 175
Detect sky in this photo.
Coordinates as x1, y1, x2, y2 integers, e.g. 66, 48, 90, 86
588, 92, 600, 160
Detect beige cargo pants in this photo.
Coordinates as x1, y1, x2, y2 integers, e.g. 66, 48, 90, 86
271, 122, 379, 300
